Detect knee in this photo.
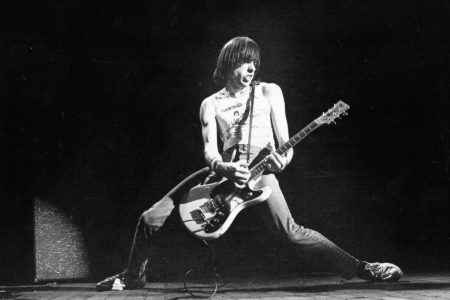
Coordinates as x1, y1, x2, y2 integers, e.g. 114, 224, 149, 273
140, 209, 158, 226
283, 219, 317, 244
139, 211, 162, 236
285, 226, 305, 244
139, 197, 175, 235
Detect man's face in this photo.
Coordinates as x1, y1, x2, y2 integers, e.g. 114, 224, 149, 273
227, 61, 256, 90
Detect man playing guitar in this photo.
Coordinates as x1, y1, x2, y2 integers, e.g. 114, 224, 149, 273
96, 36, 402, 292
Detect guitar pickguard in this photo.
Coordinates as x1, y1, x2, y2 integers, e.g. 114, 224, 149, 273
198, 181, 262, 234
179, 179, 270, 240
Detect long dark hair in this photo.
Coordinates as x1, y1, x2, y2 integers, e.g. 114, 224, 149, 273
213, 37, 260, 86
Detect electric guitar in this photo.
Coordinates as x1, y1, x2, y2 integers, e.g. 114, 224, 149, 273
179, 101, 350, 240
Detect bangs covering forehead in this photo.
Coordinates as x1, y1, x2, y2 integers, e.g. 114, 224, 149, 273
223, 37, 260, 70
213, 37, 260, 85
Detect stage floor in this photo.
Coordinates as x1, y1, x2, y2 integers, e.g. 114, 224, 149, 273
2, 272, 450, 299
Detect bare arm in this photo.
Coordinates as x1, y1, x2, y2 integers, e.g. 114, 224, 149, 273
200, 99, 222, 167
263, 83, 293, 172
199, 98, 250, 184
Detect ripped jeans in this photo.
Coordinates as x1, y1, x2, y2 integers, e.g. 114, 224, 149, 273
124, 144, 360, 280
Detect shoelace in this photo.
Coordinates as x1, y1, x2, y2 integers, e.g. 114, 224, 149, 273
366, 263, 390, 279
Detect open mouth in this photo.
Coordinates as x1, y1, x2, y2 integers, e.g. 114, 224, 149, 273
243, 76, 253, 83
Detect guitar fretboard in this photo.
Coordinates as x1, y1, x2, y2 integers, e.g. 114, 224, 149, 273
249, 120, 321, 179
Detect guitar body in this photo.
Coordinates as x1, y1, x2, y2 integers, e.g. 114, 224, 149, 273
179, 178, 272, 240
179, 101, 349, 241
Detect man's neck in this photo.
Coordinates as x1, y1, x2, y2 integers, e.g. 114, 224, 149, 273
225, 83, 250, 98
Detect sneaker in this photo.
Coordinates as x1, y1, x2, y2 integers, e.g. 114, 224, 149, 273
357, 261, 403, 282
96, 271, 146, 292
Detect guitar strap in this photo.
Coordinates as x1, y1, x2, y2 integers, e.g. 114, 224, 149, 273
246, 81, 259, 163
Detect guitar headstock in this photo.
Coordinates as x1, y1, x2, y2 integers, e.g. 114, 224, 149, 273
316, 100, 350, 125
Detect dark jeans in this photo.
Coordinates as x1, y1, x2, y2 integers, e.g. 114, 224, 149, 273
125, 145, 360, 280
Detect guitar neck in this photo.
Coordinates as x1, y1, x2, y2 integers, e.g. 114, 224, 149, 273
249, 120, 321, 179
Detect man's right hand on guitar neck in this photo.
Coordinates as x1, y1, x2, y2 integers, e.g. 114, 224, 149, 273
215, 159, 250, 185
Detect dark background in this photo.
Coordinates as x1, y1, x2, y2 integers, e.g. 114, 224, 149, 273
1, 0, 449, 283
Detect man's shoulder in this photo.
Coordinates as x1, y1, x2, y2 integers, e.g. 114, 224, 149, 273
259, 82, 283, 103
260, 82, 282, 94
201, 88, 226, 107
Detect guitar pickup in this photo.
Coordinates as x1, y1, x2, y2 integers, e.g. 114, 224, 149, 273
190, 209, 206, 224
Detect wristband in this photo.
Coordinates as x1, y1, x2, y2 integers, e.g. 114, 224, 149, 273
210, 158, 222, 173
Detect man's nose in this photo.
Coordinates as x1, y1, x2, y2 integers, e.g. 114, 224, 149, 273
247, 62, 255, 73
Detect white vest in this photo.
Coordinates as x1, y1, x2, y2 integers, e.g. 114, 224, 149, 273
210, 83, 275, 152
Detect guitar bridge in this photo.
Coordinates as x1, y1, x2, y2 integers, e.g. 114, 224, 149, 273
190, 209, 206, 224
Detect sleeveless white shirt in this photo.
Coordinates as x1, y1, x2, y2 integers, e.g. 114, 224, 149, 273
206, 83, 276, 152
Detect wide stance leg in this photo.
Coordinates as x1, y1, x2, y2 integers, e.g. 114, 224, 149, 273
254, 174, 360, 279
125, 167, 211, 279
96, 196, 176, 292
96, 167, 210, 291
125, 196, 175, 279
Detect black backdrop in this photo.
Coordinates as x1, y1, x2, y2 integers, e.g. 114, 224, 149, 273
1, 0, 449, 283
